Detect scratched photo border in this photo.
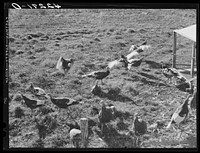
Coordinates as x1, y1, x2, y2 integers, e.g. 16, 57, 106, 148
3, 2, 199, 151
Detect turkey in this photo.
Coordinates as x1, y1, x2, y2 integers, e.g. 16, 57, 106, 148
69, 128, 82, 148
160, 62, 175, 84
21, 94, 44, 112
133, 113, 147, 146
161, 68, 174, 84
26, 82, 46, 96
82, 67, 110, 85
45, 94, 80, 111
66, 121, 80, 132
98, 102, 116, 136
126, 48, 140, 60
168, 68, 187, 84
56, 56, 74, 74
190, 86, 197, 109
107, 54, 129, 70
128, 40, 150, 53
176, 77, 196, 92
127, 57, 145, 70
166, 94, 191, 130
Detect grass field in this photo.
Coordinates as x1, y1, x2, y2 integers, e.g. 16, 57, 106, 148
8, 9, 197, 148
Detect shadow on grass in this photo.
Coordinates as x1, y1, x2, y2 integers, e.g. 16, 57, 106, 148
175, 82, 190, 92
140, 77, 171, 87
92, 86, 140, 105
143, 60, 162, 69
137, 72, 163, 81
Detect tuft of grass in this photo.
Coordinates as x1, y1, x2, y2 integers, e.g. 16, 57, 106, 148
123, 84, 139, 96
40, 115, 57, 133
39, 10, 48, 16
30, 38, 38, 44
51, 134, 69, 148
34, 72, 55, 89
32, 139, 45, 148
35, 114, 57, 139
9, 82, 20, 90
41, 59, 56, 68
65, 106, 83, 121
115, 109, 132, 120
39, 106, 54, 115
9, 119, 21, 137
9, 37, 16, 43
35, 47, 47, 53
14, 107, 25, 118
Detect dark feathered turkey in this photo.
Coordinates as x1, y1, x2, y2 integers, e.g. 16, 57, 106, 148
61, 57, 74, 72
134, 115, 147, 136
46, 94, 79, 109
21, 94, 44, 110
56, 57, 74, 74
82, 67, 110, 85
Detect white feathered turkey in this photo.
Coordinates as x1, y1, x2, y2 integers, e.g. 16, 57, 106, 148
166, 94, 191, 129
26, 82, 46, 96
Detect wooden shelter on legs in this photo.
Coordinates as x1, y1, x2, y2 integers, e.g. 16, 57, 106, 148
172, 24, 196, 78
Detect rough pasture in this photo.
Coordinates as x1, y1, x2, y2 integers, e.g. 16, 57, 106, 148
8, 9, 196, 148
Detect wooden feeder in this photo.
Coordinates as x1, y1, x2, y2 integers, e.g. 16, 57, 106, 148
172, 24, 197, 86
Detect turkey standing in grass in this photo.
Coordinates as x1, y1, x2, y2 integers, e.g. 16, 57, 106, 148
98, 102, 116, 136
107, 54, 130, 70
69, 128, 82, 148
161, 68, 174, 84
21, 94, 44, 112
118, 54, 130, 70
26, 82, 46, 96
167, 68, 186, 84
82, 67, 110, 86
133, 113, 147, 146
166, 94, 191, 130
66, 121, 80, 132
56, 57, 74, 74
45, 93, 80, 112
127, 57, 145, 70
190, 87, 197, 109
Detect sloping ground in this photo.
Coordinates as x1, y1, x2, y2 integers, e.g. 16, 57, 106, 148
8, 9, 197, 148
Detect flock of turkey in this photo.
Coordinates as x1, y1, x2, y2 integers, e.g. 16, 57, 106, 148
18, 41, 197, 148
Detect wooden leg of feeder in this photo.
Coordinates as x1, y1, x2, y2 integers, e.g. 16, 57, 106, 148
172, 32, 177, 68
191, 42, 195, 78
80, 118, 88, 148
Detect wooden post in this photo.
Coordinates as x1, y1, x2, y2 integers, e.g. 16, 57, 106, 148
80, 118, 88, 148
172, 31, 177, 68
191, 42, 196, 78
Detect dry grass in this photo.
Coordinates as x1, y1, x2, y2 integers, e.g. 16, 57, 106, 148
8, 9, 197, 149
